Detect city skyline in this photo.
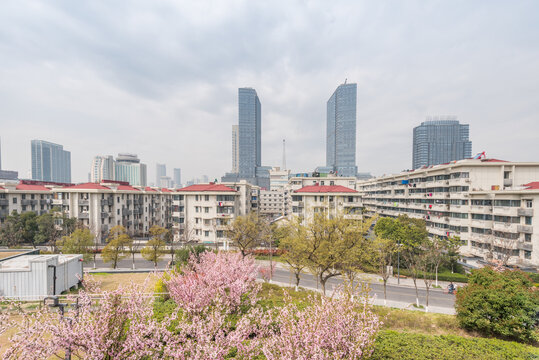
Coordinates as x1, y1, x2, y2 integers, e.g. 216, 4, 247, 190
1, 2, 538, 182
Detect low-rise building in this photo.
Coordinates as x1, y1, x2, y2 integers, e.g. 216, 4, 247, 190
290, 184, 362, 222
358, 158, 539, 268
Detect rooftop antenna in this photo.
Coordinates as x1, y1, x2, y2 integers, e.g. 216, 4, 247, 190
282, 139, 287, 170
344, 78, 347, 84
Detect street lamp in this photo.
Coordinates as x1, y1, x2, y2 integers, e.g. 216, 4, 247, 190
44, 296, 71, 360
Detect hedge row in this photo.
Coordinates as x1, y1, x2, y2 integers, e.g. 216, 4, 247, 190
371, 331, 539, 360
398, 269, 469, 283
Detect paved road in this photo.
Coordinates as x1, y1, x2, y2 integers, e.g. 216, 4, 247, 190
271, 267, 455, 310
84, 256, 455, 311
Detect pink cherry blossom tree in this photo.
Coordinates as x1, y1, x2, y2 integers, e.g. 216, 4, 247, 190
166, 251, 260, 314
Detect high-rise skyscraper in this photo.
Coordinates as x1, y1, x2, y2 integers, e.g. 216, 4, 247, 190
326, 83, 357, 177
115, 153, 147, 186
91, 155, 115, 183
412, 116, 472, 169
31, 140, 71, 183
173, 168, 181, 188
238, 88, 261, 178
231, 125, 239, 173
156, 163, 166, 187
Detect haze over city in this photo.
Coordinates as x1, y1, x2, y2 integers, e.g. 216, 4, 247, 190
1, 1, 538, 183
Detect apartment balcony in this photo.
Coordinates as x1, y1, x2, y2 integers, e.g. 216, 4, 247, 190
503, 178, 513, 187
79, 199, 89, 206
216, 200, 235, 207
101, 224, 109, 232
296, 201, 304, 208
493, 222, 518, 233
53, 199, 69, 206
78, 212, 89, 220
470, 205, 492, 213
449, 218, 469, 226
0, 209, 9, 218
21, 199, 38, 206
517, 225, 533, 234
493, 207, 518, 217
0, 199, 8, 206
470, 219, 492, 228
101, 212, 109, 218
127, 200, 132, 206
344, 214, 362, 220
518, 241, 533, 251
101, 198, 113, 206
517, 208, 534, 217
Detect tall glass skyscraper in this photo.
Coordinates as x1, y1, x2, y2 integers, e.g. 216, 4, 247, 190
31, 140, 71, 183
412, 117, 472, 169
238, 88, 261, 178
90, 155, 115, 183
115, 153, 147, 186
156, 163, 166, 186
326, 83, 358, 177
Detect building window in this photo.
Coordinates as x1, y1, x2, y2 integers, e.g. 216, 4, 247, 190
195, 195, 199, 201
204, 231, 210, 237
525, 251, 532, 259
525, 216, 532, 225
205, 195, 209, 201
205, 207, 209, 213
525, 233, 532, 242
526, 200, 533, 208
12, 197, 17, 204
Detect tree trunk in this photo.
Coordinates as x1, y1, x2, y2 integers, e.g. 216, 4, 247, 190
294, 272, 301, 291
413, 277, 419, 307
435, 264, 439, 287
383, 278, 387, 305
320, 274, 327, 296
425, 285, 430, 312
132, 252, 136, 270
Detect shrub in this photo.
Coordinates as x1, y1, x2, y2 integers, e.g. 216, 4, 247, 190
174, 245, 210, 269
455, 267, 539, 343
371, 330, 539, 360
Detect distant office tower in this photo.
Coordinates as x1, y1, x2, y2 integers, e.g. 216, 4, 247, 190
232, 125, 239, 173
159, 176, 173, 188
238, 88, 261, 178
173, 168, 181, 188
31, 140, 71, 183
326, 83, 358, 177
412, 117, 472, 169
90, 155, 115, 183
156, 163, 166, 186
115, 153, 147, 186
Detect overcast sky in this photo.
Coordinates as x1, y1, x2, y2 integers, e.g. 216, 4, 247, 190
1, 1, 538, 184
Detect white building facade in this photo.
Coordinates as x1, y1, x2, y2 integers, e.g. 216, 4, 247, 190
358, 159, 539, 268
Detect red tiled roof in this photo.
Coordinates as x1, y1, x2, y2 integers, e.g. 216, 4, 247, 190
0, 186, 4, 190
160, 188, 173, 193
295, 185, 357, 193
523, 182, 539, 190
117, 185, 140, 191
16, 184, 50, 191
144, 187, 158, 192
178, 184, 236, 192
64, 183, 111, 190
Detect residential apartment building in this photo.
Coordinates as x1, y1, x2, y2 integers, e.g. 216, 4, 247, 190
326, 83, 358, 177
90, 155, 115, 183
0, 180, 172, 243
0, 182, 54, 222
358, 158, 539, 267
412, 117, 472, 169
31, 140, 71, 183
290, 184, 363, 222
